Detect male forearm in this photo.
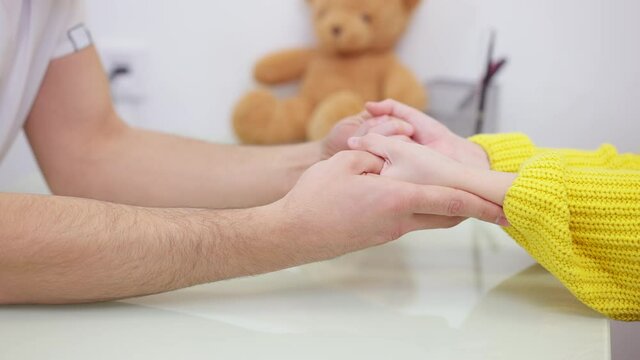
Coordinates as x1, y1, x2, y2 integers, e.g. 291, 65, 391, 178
24, 47, 322, 209
46, 124, 322, 209
0, 193, 289, 304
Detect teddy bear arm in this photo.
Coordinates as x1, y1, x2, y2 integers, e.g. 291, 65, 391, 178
383, 62, 428, 111
254, 48, 316, 85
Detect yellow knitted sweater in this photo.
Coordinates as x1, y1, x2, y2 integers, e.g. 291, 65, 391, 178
470, 133, 640, 321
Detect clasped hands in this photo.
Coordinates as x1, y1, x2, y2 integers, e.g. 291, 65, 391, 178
268, 99, 512, 261
346, 99, 514, 226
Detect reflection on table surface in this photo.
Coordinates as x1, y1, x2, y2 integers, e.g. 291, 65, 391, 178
0, 220, 609, 360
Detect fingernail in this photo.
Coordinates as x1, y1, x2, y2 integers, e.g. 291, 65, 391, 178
496, 216, 511, 227
348, 137, 361, 148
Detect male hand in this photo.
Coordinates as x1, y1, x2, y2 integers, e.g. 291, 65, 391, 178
262, 150, 507, 265
365, 99, 491, 170
320, 111, 415, 159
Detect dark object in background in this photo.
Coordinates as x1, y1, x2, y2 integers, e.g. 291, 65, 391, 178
475, 31, 508, 134
108, 64, 131, 82
425, 32, 507, 137
425, 78, 499, 138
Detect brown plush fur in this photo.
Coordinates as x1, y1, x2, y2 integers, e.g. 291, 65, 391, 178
233, 0, 427, 144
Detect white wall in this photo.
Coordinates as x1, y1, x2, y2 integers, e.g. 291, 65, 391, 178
404, 0, 640, 152
86, 0, 316, 143
3, 0, 639, 193
85, 0, 640, 151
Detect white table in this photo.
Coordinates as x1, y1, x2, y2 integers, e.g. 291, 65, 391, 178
0, 221, 610, 360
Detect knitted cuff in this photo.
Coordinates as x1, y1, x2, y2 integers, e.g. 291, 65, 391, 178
503, 152, 573, 280
469, 133, 536, 173
504, 152, 640, 320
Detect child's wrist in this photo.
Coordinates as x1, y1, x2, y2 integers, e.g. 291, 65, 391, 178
455, 167, 484, 194
460, 139, 491, 170
458, 169, 516, 205
448, 134, 490, 170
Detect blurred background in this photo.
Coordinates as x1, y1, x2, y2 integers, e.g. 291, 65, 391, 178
0, 0, 638, 356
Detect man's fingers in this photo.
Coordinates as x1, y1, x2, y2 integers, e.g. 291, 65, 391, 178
365, 99, 426, 123
338, 112, 371, 130
347, 134, 398, 160
405, 214, 466, 232
366, 119, 414, 138
407, 184, 507, 225
389, 135, 414, 143
356, 110, 374, 122
330, 150, 385, 175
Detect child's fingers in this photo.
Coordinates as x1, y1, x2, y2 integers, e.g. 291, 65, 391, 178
366, 119, 414, 138
365, 99, 425, 122
348, 134, 397, 160
365, 101, 444, 145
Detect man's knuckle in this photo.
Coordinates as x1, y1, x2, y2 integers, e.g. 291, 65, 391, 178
385, 222, 406, 242
447, 196, 465, 217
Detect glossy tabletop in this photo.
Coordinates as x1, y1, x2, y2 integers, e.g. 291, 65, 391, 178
0, 220, 610, 360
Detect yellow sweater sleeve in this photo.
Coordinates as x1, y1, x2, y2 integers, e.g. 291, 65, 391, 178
469, 133, 640, 172
503, 151, 640, 321
468, 133, 536, 172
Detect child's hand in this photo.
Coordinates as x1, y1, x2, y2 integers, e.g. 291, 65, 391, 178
321, 111, 414, 159
349, 134, 517, 209
348, 134, 466, 189
365, 100, 491, 170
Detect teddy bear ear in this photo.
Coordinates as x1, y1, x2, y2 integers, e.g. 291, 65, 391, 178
403, 0, 422, 12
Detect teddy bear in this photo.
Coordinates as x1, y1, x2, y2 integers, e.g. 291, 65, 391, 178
233, 0, 427, 145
